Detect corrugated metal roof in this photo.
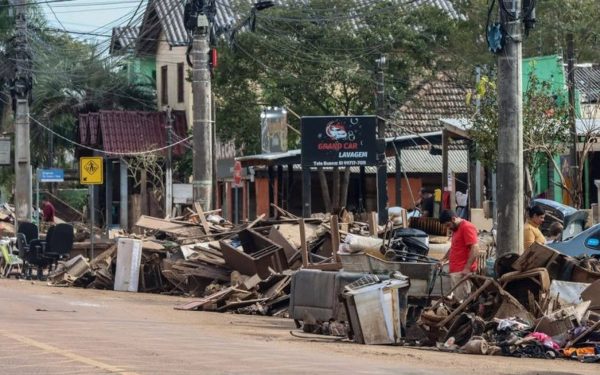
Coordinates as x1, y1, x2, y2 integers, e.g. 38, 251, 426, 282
110, 26, 140, 55
78, 110, 188, 156
390, 149, 467, 174
238, 148, 467, 174
155, 0, 190, 46
574, 64, 600, 103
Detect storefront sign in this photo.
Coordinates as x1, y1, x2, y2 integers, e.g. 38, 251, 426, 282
301, 116, 378, 167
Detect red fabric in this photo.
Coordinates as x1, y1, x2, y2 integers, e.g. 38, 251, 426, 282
42, 202, 55, 222
448, 220, 478, 273
442, 191, 451, 209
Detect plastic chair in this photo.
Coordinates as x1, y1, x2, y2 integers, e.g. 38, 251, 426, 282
1, 243, 23, 278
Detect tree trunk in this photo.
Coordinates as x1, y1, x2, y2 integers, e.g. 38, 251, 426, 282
332, 167, 340, 212
317, 168, 331, 213
340, 167, 351, 208
140, 169, 148, 216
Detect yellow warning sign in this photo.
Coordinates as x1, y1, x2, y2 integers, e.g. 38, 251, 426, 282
79, 157, 104, 185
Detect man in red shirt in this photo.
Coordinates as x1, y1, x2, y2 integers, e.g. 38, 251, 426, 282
41, 199, 55, 223
438, 209, 479, 301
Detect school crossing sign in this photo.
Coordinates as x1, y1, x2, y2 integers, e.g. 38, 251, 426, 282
79, 157, 104, 185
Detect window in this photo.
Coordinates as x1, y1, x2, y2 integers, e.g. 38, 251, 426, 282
161, 65, 168, 105
177, 63, 184, 103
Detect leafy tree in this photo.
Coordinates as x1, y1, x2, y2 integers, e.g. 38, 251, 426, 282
29, 31, 155, 168
469, 72, 570, 200
523, 0, 600, 62
214, 0, 457, 154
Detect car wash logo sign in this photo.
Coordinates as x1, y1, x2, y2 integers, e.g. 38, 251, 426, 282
301, 116, 378, 167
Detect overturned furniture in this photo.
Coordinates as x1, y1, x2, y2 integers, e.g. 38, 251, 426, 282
419, 275, 534, 343
220, 229, 288, 279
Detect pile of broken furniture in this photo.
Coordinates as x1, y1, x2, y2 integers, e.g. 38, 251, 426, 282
419, 242, 600, 362
47, 205, 382, 317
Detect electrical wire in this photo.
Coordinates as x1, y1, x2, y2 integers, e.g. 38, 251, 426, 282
46, 2, 67, 31
0, 93, 186, 157
28, 111, 194, 156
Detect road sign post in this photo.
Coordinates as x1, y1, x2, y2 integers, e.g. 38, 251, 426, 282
35, 169, 65, 225
80, 157, 104, 259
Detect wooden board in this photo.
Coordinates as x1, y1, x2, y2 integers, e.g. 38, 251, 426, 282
135, 215, 204, 237
194, 202, 212, 236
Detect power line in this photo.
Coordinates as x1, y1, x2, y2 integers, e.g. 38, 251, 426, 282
28, 111, 193, 156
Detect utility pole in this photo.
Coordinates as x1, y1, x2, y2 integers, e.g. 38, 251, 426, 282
191, 9, 213, 210
13, 0, 33, 222
375, 55, 388, 225
566, 33, 579, 207
165, 107, 173, 217
497, 0, 524, 256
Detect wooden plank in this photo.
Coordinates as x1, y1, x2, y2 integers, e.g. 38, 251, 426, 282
135, 215, 204, 237
268, 226, 299, 262
89, 244, 117, 268
174, 287, 235, 311
263, 275, 291, 299
194, 202, 212, 236
246, 214, 266, 229
270, 203, 298, 219
142, 240, 165, 252
217, 298, 268, 312
171, 263, 229, 281
306, 263, 343, 271
299, 219, 309, 268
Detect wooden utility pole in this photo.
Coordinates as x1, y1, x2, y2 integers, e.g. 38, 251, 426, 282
497, 0, 524, 256
13, 0, 32, 222
191, 10, 213, 210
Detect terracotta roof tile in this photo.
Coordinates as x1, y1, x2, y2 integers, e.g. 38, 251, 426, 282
387, 74, 470, 137
78, 110, 188, 156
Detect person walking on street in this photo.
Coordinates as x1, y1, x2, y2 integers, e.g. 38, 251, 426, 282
438, 209, 479, 302
524, 205, 545, 250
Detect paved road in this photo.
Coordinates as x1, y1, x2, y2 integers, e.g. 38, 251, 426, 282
0, 279, 596, 375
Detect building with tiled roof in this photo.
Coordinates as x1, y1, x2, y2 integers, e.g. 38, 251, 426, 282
387, 73, 470, 137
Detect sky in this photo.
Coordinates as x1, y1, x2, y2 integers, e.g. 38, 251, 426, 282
43, 0, 147, 41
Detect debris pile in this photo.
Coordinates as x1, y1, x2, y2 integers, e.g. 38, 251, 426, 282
418, 242, 600, 362
47, 205, 356, 316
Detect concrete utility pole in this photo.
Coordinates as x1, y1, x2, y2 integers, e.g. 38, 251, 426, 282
191, 12, 213, 210
497, 0, 524, 256
13, 0, 33, 222
375, 55, 388, 225
165, 107, 173, 217
566, 33, 579, 207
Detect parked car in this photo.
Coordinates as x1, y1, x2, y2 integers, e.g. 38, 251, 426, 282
549, 223, 600, 257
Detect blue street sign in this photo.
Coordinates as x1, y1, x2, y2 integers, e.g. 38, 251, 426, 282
39, 169, 64, 182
